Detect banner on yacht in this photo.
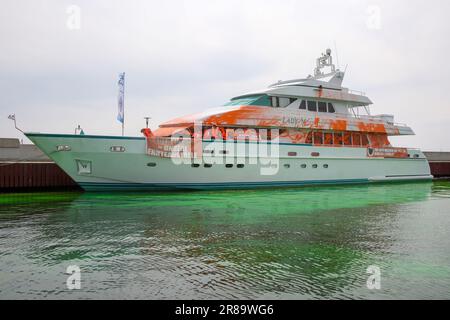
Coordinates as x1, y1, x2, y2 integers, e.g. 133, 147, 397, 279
367, 147, 409, 158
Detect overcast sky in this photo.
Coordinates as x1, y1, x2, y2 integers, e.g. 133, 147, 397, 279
1, 0, 449, 150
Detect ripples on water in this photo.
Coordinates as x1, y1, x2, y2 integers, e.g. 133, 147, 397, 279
1, 181, 450, 299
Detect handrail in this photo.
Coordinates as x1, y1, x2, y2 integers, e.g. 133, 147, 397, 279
324, 112, 408, 127
348, 89, 366, 96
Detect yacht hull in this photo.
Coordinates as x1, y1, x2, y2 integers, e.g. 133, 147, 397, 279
25, 133, 433, 191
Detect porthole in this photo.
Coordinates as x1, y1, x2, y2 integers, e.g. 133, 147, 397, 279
220, 150, 228, 154
191, 163, 200, 168
237, 164, 245, 168
57, 145, 71, 151
284, 164, 290, 168
414, 154, 420, 158
225, 164, 233, 168
147, 162, 157, 167
204, 163, 212, 168
110, 146, 125, 152
301, 164, 307, 168
323, 164, 328, 168
312, 164, 318, 168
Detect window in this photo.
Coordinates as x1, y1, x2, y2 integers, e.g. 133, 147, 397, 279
191, 163, 200, 168
323, 164, 329, 168
334, 132, 343, 146
284, 164, 290, 169
237, 164, 245, 168
324, 133, 333, 145
361, 134, 369, 146
301, 164, 307, 168
343, 132, 352, 146
307, 100, 317, 112
311, 152, 320, 157
288, 152, 297, 156
318, 101, 327, 112
278, 97, 291, 107
225, 164, 233, 168
299, 100, 306, 109
305, 132, 313, 144
204, 163, 212, 168
147, 162, 157, 167
271, 96, 277, 108
225, 95, 271, 107
313, 131, 323, 145
328, 103, 335, 113
271, 96, 293, 108
312, 164, 318, 168
352, 133, 361, 146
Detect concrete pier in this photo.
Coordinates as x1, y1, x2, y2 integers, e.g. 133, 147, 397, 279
1, 138, 449, 191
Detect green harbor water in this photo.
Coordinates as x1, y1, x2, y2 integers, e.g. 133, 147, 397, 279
1, 181, 450, 299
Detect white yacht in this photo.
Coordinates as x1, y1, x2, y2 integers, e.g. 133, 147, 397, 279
25, 49, 432, 191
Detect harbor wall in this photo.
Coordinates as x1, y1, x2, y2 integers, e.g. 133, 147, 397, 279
424, 152, 450, 178
0, 138, 78, 191
0, 162, 78, 190
0, 138, 449, 191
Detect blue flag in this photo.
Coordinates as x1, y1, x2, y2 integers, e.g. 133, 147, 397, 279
117, 72, 125, 124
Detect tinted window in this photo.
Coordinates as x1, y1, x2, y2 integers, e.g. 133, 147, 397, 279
225, 95, 270, 106
318, 101, 327, 112
328, 103, 335, 113
307, 100, 317, 112
299, 100, 306, 109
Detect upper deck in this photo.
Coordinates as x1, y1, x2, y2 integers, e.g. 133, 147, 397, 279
156, 49, 414, 137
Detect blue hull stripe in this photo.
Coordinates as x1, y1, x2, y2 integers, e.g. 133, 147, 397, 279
78, 179, 369, 190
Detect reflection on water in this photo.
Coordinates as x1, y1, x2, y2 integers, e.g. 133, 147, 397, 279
1, 181, 450, 299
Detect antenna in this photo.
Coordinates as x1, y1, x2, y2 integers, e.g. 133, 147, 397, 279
334, 41, 340, 70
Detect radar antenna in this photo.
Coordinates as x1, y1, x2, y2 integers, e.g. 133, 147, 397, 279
313, 48, 336, 77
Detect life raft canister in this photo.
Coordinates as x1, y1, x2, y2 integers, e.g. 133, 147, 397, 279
141, 128, 153, 138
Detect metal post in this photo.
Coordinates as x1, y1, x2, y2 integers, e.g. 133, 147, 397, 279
144, 117, 151, 128
122, 73, 125, 136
